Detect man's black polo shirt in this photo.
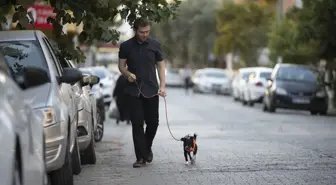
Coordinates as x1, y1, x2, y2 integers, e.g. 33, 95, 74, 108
118, 37, 164, 97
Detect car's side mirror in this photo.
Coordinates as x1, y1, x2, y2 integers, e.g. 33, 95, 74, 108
58, 68, 82, 85
81, 74, 100, 86
17, 67, 50, 89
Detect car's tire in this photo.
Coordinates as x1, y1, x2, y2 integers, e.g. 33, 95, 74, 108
81, 122, 97, 165
268, 104, 276, 112
49, 149, 73, 185
319, 110, 328, 115
71, 139, 81, 175
12, 154, 22, 185
248, 101, 254, 107
94, 113, 104, 142
310, 111, 318, 115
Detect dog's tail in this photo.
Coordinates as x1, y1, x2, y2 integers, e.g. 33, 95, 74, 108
193, 133, 197, 140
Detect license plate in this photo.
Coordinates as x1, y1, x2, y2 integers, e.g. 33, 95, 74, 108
292, 98, 310, 104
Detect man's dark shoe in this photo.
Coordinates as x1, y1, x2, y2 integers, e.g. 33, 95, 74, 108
133, 159, 146, 168
147, 150, 153, 163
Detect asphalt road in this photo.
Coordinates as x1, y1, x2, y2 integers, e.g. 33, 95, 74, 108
75, 88, 336, 185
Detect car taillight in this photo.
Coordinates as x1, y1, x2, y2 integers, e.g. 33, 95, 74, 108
255, 82, 263, 87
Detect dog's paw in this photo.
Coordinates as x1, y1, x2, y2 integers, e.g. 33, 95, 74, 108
191, 159, 195, 164
184, 161, 189, 165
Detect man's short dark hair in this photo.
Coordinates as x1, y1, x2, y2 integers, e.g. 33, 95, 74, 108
133, 17, 150, 30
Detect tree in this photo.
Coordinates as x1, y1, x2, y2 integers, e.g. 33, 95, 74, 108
0, 0, 181, 62
268, 9, 320, 64
214, 1, 273, 67
150, 0, 216, 67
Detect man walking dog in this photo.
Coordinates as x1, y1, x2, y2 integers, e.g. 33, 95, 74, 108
118, 17, 166, 168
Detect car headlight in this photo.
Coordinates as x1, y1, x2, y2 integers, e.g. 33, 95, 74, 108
316, 90, 326, 97
275, 88, 287, 95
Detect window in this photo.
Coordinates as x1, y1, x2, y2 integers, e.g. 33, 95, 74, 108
259, 72, 271, 79
241, 71, 253, 80
276, 66, 318, 82
42, 38, 62, 76
0, 40, 49, 77
205, 71, 227, 78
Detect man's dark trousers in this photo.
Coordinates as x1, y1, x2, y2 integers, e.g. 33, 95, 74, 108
127, 94, 159, 161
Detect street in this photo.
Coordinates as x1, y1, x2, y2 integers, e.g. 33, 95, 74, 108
74, 88, 336, 185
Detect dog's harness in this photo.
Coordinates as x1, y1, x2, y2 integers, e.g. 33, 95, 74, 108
188, 139, 196, 152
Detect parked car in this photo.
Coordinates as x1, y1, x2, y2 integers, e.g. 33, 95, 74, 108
263, 63, 329, 115
0, 30, 82, 185
165, 68, 183, 87
231, 67, 256, 101
241, 67, 273, 106
90, 66, 115, 106
51, 46, 98, 165
0, 52, 47, 185
80, 68, 105, 142
192, 68, 231, 95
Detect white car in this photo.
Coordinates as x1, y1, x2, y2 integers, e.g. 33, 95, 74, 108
241, 67, 273, 106
231, 67, 256, 101
90, 66, 115, 106
166, 68, 183, 87
192, 68, 231, 94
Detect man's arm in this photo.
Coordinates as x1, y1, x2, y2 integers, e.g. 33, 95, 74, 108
118, 43, 132, 78
156, 61, 166, 88
118, 59, 132, 77
155, 42, 166, 88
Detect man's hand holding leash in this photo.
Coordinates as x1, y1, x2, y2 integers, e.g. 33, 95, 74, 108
158, 86, 166, 97
127, 73, 137, 82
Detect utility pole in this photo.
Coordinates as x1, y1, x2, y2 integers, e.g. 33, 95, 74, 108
277, 0, 283, 64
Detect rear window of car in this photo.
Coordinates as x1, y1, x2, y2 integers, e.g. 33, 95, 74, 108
241, 71, 253, 80
206, 72, 227, 78
259, 72, 271, 79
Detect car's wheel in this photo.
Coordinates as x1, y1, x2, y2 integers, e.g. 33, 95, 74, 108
248, 100, 254, 107
319, 110, 328, 115
268, 103, 276, 112
310, 111, 318, 115
71, 139, 81, 175
94, 112, 104, 142
262, 102, 268, 112
81, 120, 97, 165
49, 149, 73, 185
12, 157, 21, 185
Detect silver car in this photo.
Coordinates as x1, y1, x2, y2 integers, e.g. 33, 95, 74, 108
0, 56, 46, 185
56, 56, 99, 165
0, 30, 82, 185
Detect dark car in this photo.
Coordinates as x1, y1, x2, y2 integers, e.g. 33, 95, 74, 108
263, 64, 329, 115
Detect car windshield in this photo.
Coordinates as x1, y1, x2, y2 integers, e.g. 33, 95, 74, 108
0, 40, 49, 88
92, 69, 107, 79
205, 71, 227, 78
276, 66, 318, 82
260, 72, 271, 79
241, 71, 253, 80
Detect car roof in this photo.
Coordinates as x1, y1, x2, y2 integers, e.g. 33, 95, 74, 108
0, 30, 46, 41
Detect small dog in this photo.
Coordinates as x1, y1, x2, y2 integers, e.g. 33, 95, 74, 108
180, 134, 198, 165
